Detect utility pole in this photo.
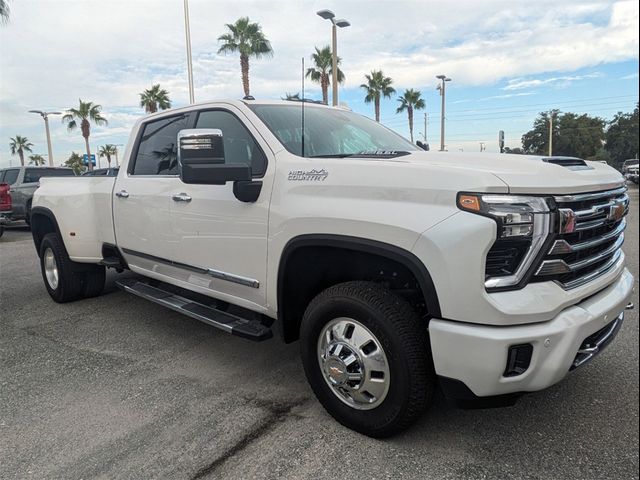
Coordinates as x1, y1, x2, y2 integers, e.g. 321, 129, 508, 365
548, 112, 553, 156
28, 110, 61, 166
183, 0, 195, 104
423, 113, 428, 143
436, 75, 451, 151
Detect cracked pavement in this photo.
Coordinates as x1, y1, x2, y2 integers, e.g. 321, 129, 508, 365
0, 184, 638, 479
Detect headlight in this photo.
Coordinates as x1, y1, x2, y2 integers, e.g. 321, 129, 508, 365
457, 193, 553, 290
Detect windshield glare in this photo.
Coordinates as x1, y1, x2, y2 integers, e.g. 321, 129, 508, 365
248, 104, 418, 157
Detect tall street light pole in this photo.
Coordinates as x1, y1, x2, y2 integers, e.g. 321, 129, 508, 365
183, 0, 195, 104
29, 110, 61, 166
436, 75, 451, 151
113, 143, 124, 167
317, 10, 350, 106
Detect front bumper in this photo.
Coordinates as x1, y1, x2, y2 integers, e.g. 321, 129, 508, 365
429, 268, 634, 398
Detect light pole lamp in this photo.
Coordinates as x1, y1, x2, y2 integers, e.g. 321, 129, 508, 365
29, 110, 61, 166
435, 75, 451, 152
317, 9, 350, 106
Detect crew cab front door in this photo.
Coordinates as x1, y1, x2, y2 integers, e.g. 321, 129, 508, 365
168, 106, 272, 311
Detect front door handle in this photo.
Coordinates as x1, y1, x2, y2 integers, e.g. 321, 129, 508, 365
172, 193, 192, 203
115, 190, 129, 198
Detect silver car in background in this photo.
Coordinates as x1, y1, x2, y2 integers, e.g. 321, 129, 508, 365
0, 166, 76, 226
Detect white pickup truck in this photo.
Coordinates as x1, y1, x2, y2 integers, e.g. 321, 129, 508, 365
31, 99, 634, 437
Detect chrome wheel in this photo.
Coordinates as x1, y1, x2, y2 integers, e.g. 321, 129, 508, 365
43, 247, 59, 290
318, 317, 390, 410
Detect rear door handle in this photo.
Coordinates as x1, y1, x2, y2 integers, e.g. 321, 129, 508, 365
115, 190, 129, 198
172, 193, 192, 203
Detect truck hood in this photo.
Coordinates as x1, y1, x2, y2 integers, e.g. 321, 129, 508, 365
398, 151, 625, 194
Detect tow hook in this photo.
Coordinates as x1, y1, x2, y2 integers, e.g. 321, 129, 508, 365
626, 302, 635, 310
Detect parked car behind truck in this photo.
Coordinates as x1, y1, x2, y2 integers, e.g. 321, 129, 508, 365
30, 99, 634, 437
0, 166, 75, 226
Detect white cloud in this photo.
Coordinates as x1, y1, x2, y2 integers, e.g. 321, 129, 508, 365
0, 0, 638, 165
503, 73, 603, 91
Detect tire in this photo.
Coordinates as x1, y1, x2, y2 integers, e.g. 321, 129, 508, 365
39, 233, 105, 302
25, 201, 32, 227
300, 281, 435, 438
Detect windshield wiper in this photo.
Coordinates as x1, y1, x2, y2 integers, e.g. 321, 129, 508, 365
308, 150, 411, 159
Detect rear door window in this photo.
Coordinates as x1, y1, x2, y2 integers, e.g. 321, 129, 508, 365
23, 168, 75, 183
131, 114, 191, 175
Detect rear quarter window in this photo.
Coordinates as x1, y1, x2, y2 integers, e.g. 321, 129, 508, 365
2, 169, 20, 185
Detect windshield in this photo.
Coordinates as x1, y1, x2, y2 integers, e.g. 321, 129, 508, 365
248, 104, 418, 158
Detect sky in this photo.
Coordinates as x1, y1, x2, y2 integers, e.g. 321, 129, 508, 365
0, 0, 638, 167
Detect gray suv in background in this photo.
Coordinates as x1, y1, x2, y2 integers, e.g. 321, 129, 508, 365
0, 166, 75, 226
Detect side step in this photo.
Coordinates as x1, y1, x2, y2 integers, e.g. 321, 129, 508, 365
116, 278, 272, 341
100, 256, 124, 268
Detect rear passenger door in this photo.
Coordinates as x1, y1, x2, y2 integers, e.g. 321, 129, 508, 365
113, 113, 191, 274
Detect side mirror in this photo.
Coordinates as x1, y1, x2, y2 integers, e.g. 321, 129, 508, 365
416, 140, 429, 151
177, 129, 251, 185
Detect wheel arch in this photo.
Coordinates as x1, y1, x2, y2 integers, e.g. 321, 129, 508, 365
30, 206, 62, 255
276, 234, 441, 343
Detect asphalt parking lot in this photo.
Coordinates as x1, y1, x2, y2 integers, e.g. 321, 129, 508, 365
1, 185, 638, 480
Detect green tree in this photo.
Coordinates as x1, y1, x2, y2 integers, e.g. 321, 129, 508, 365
29, 154, 46, 166
522, 110, 605, 158
282, 92, 300, 101
305, 46, 345, 105
605, 103, 639, 170
218, 17, 273, 97
64, 152, 85, 174
503, 147, 524, 154
0, 0, 9, 24
361, 70, 395, 122
61, 100, 107, 172
396, 89, 425, 143
139, 84, 171, 113
9, 135, 33, 166
98, 144, 117, 167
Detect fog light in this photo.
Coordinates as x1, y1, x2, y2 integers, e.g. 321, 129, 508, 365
503, 344, 533, 377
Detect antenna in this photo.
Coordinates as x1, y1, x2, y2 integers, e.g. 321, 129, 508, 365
301, 57, 305, 157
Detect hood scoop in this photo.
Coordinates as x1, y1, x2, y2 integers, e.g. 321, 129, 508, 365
542, 156, 593, 171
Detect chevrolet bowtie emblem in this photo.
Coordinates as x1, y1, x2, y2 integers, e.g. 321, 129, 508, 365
608, 202, 626, 222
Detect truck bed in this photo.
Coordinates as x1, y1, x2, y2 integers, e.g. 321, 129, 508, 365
33, 177, 117, 262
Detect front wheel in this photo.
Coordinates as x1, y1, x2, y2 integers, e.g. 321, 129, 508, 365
300, 281, 435, 437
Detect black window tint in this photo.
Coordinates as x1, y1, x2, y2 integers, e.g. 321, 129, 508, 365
195, 110, 266, 176
23, 168, 75, 183
133, 114, 190, 175
3, 169, 19, 185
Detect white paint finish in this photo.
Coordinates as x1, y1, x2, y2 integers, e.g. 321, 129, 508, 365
112, 173, 179, 263
33, 177, 116, 261
429, 267, 634, 397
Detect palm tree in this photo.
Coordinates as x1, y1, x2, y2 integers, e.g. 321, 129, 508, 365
9, 135, 33, 166
306, 46, 345, 105
218, 17, 273, 97
64, 152, 85, 175
361, 70, 396, 122
29, 154, 46, 166
61, 100, 107, 171
0, 0, 9, 24
98, 144, 117, 167
139, 84, 171, 113
396, 89, 426, 143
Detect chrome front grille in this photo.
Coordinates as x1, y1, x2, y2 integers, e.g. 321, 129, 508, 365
533, 186, 629, 289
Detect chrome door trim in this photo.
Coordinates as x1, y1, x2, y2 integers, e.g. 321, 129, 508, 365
121, 248, 260, 288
